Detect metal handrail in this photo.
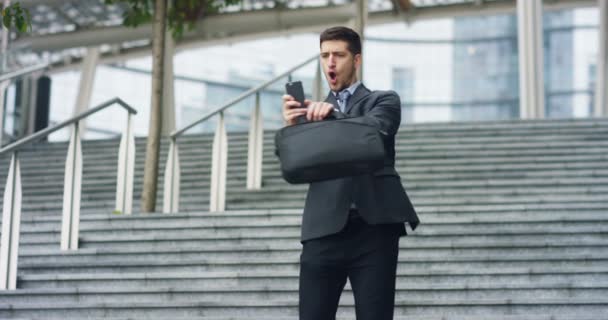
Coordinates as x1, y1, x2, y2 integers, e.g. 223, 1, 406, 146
0, 62, 49, 83
171, 53, 318, 138
162, 53, 322, 213
0, 97, 137, 156
0, 96, 138, 290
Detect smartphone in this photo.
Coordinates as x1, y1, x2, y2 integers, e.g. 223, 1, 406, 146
285, 81, 307, 124
285, 81, 306, 107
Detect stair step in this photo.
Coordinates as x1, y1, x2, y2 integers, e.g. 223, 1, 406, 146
2, 118, 607, 318
0, 298, 607, 318
16, 251, 608, 274
2, 283, 608, 303
19, 267, 608, 289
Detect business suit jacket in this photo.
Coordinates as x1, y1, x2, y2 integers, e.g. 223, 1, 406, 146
300, 84, 420, 242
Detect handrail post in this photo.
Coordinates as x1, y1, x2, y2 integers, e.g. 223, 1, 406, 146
163, 136, 180, 213
115, 112, 135, 215
167, 54, 318, 209
210, 111, 227, 212
313, 59, 323, 101
0, 151, 22, 290
247, 92, 263, 190
61, 121, 83, 251
0, 98, 137, 257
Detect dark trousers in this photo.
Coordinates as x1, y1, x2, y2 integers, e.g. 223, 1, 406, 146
299, 215, 402, 320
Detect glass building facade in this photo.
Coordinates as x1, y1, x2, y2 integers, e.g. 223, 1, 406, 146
38, 6, 600, 140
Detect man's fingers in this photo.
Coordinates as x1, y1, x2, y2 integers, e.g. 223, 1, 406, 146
313, 103, 331, 121
285, 109, 307, 121
320, 104, 333, 119
314, 104, 324, 121
284, 100, 301, 109
287, 108, 307, 117
283, 98, 341, 123
302, 102, 336, 121
309, 103, 321, 121
284, 100, 335, 124
311, 104, 318, 121
287, 114, 306, 122
306, 103, 316, 121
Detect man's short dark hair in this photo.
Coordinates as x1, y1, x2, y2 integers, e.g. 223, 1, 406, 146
320, 26, 362, 56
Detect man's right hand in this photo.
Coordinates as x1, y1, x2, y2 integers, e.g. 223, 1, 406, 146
282, 94, 308, 126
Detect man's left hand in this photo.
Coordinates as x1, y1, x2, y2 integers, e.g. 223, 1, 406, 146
305, 100, 336, 122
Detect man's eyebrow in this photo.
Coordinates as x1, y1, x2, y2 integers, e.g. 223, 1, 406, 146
320, 50, 346, 55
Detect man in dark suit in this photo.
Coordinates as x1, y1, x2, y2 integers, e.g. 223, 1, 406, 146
281, 26, 420, 320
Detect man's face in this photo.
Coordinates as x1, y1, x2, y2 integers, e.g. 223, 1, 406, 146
320, 40, 361, 92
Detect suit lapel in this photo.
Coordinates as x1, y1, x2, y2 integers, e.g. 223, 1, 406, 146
344, 84, 371, 114
325, 91, 338, 105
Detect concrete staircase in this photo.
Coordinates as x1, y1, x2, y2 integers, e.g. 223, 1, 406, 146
1, 118, 608, 319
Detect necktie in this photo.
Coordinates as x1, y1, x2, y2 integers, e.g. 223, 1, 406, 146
337, 90, 351, 112
337, 89, 356, 211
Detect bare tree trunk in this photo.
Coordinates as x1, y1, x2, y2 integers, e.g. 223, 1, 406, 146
141, 0, 167, 212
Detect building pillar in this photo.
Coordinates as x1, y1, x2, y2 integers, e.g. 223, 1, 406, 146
0, 82, 9, 145
15, 73, 42, 138
34, 76, 51, 135
517, 0, 545, 119
73, 47, 100, 137
354, 0, 367, 81
14, 78, 31, 138
595, 0, 608, 117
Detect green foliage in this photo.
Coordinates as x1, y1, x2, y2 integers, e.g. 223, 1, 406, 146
105, 0, 243, 39
1, 2, 31, 33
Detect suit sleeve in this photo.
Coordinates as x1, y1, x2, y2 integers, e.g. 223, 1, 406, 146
357, 91, 402, 136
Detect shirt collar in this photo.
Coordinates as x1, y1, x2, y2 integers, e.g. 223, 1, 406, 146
333, 81, 361, 97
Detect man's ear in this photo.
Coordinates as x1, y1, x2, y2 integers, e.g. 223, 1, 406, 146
354, 53, 362, 68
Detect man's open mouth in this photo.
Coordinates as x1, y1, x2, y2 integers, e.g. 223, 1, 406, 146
329, 71, 337, 84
